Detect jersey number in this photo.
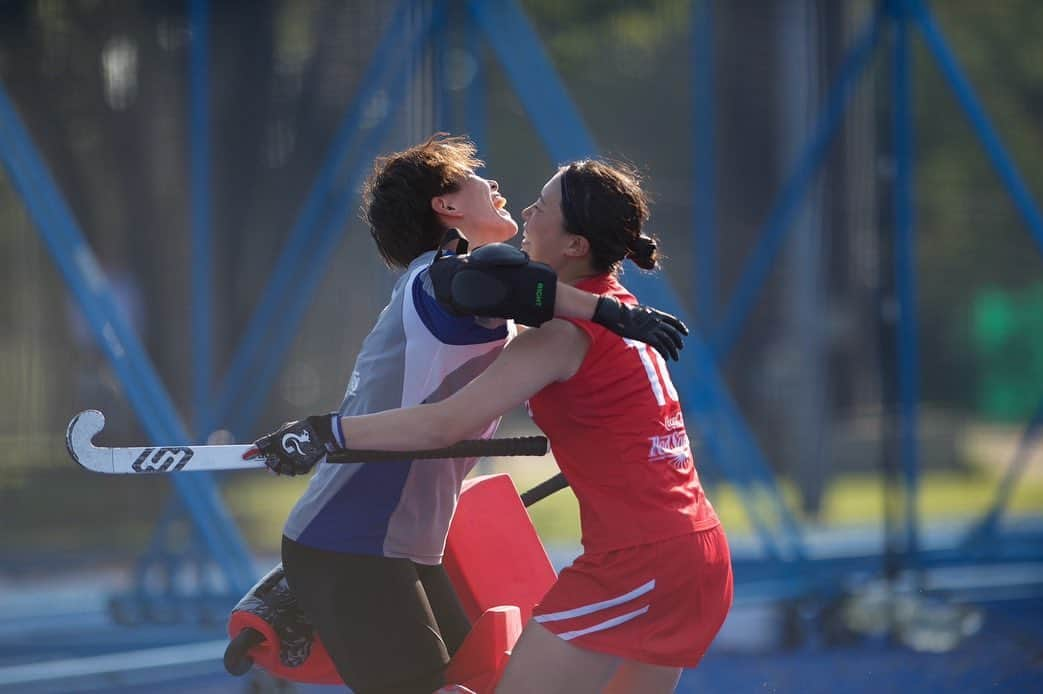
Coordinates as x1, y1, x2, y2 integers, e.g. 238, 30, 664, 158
625, 339, 679, 406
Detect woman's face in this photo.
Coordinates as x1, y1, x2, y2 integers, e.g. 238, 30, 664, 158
443, 173, 518, 245
521, 170, 575, 270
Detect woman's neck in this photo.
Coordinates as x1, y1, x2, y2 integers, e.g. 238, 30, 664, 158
558, 261, 602, 286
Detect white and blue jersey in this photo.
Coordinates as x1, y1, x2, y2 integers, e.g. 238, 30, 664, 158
283, 251, 513, 564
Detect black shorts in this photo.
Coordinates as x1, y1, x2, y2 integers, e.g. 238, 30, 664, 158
281, 535, 471, 693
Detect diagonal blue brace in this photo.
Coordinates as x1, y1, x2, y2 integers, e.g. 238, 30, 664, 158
962, 398, 1043, 551
901, 0, 1043, 550
0, 84, 256, 595
466, 0, 597, 160
710, 3, 886, 360
470, 0, 805, 561
908, 0, 1043, 259
207, 0, 441, 437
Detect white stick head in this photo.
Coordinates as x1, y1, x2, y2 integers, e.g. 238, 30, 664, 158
66, 409, 112, 473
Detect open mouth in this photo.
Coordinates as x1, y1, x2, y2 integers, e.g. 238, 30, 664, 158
493, 195, 512, 218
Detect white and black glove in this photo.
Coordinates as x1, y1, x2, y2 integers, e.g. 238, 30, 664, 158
243, 413, 344, 476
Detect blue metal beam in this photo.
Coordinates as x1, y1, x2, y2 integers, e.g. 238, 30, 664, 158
909, 0, 1043, 259
433, 1, 448, 131
710, 3, 887, 360
0, 83, 255, 594
189, 0, 212, 437
470, 0, 805, 560
964, 397, 1043, 549
892, 0, 922, 565
206, 0, 434, 436
466, 0, 597, 161
692, 0, 717, 329
465, 7, 487, 156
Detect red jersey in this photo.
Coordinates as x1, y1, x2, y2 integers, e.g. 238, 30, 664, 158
528, 274, 719, 554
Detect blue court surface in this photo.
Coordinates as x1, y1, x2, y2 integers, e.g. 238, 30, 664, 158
1, 599, 1039, 693
2, 539, 1040, 694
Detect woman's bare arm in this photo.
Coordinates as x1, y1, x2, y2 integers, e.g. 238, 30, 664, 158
552, 282, 600, 320
337, 320, 589, 451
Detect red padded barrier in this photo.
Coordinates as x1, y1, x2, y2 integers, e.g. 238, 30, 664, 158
443, 474, 558, 624
226, 473, 556, 689
444, 605, 523, 693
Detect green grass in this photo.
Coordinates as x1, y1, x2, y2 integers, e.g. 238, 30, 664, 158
709, 469, 1043, 535
224, 458, 1043, 554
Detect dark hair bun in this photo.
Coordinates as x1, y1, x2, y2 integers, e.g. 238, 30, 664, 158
627, 234, 658, 270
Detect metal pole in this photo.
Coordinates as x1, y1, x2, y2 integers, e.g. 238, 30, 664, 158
470, 0, 807, 561
189, 0, 212, 439
892, 0, 922, 566
710, 2, 886, 360
692, 0, 717, 329
779, 0, 829, 518
466, 8, 486, 156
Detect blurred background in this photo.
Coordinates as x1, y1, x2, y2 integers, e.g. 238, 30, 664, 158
1, 0, 1042, 691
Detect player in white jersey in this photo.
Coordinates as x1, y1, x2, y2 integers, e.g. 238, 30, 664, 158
246, 135, 687, 693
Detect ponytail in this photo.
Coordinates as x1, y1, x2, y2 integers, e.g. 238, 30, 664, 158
626, 234, 659, 270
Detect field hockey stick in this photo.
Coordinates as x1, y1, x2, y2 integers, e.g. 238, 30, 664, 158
520, 472, 569, 507
67, 409, 548, 474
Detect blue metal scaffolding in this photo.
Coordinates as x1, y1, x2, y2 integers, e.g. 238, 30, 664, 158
0, 0, 1041, 644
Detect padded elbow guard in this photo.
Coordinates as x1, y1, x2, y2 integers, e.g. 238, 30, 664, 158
428, 243, 557, 327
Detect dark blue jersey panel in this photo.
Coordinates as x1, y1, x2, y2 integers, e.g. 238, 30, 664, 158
412, 269, 509, 346
296, 460, 414, 554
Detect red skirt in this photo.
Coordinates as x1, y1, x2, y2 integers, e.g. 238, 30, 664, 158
532, 526, 733, 668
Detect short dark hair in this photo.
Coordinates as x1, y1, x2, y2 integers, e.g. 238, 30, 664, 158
362, 134, 482, 268
559, 159, 658, 273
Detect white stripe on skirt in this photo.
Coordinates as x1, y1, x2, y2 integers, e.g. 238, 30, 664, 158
534, 579, 655, 623
556, 605, 651, 641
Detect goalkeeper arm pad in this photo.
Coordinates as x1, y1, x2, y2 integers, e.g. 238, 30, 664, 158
428, 242, 558, 327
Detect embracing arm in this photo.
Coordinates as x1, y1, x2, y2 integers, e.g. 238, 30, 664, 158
336, 320, 588, 451
242, 322, 585, 474
551, 282, 599, 320
429, 242, 688, 360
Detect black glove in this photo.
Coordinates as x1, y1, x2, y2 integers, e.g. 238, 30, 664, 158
592, 296, 689, 361
243, 413, 343, 476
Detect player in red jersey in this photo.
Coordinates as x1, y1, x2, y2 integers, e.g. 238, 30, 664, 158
266, 159, 733, 692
